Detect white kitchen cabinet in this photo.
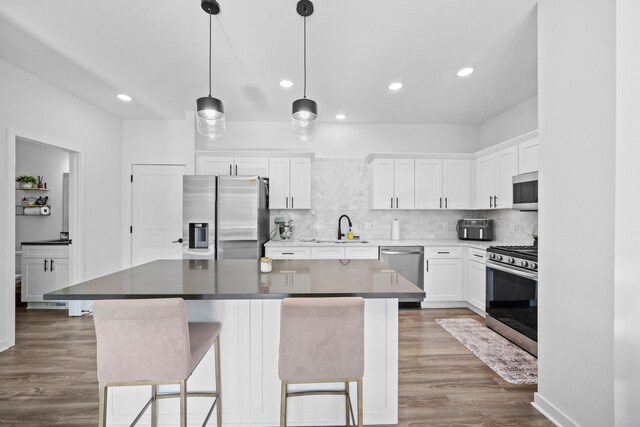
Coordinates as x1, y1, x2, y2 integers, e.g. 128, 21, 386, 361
474, 146, 518, 209
345, 246, 379, 259
369, 158, 415, 209
21, 245, 69, 302
265, 246, 311, 260
311, 246, 344, 259
518, 137, 539, 174
267, 245, 378, 260
196, 154, 269, 177
466, 248, 486, 312
424, 247, 463, 302
268, 157, 311, 210
415, 159, 470, 209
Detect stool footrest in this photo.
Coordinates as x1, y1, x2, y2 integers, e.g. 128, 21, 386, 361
127, 391, 220, 427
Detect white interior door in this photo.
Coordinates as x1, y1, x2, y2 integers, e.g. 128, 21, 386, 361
131, 164, 185, 267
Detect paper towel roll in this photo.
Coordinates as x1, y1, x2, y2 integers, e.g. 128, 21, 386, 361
391, 219, 400, 240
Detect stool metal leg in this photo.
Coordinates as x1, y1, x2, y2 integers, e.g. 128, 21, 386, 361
280, 381, 287, 427
180, 379, 187, 427
357, 379, 363, 427
98, 384, 107, 427
345, 382, 350, 427
151, 385, 158, 427
215, 337, 222, 426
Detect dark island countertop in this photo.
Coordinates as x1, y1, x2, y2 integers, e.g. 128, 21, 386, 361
44, 259, 425, 300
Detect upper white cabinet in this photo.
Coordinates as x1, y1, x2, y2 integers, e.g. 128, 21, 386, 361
415, 159, 471, 209
518, 137, 539, 174
369, 159, 415, 209
196, 154, 269, 177
268, 157, 311, 210
474, 146, 518, 209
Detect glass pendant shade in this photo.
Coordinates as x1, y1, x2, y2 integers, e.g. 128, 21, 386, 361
292, 98, 317, 141
196, 96, 225, 138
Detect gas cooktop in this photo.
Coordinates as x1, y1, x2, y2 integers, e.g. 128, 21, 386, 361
487, 245, 537, 260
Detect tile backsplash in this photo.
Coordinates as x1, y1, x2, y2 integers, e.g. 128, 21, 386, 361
270, 158, 537, 243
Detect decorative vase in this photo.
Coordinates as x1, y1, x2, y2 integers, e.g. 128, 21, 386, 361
37, 182, 44, 189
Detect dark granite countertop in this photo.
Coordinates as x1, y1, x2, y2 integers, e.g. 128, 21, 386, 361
44, 259, 425, 300
22, 239, 71, 246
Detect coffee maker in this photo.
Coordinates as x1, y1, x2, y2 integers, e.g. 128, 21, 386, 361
273, 216, 294, 241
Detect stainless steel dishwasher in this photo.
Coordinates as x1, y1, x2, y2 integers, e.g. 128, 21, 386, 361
379, 246, 424, 305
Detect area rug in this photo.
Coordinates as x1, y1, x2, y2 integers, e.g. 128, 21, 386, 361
436, 318, 537, 384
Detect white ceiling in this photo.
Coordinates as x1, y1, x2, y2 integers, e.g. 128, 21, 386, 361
0, 0, 537, 124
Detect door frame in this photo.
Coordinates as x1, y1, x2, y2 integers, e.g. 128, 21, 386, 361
1, 128, 85, 352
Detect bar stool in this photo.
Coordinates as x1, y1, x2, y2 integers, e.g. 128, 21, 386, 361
278, 297, 364, 427
92, 298, 222, 427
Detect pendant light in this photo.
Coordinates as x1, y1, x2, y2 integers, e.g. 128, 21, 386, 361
292, 0, 317, 141
196, 0, 225, 139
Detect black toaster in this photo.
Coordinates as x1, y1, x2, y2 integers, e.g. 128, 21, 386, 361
456, 219, 493, 241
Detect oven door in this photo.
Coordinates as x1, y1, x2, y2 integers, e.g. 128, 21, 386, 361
486, 262, 538, 343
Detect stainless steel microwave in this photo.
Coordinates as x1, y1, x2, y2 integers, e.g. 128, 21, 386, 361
512, 171, 538, 211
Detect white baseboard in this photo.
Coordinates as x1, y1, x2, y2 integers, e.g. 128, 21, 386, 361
420, 301, 467, 309
532, 393, 579, 427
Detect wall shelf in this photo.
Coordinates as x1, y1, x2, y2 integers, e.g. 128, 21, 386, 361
16, 188, 48, 191
15, 205, 51, 216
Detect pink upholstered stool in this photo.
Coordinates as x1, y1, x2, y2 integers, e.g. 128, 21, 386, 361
278, 297, 364, 427
93, 298, 222, 427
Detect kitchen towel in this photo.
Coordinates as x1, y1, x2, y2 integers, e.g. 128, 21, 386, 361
24, 206, 50, 216
391, 219, 400, 240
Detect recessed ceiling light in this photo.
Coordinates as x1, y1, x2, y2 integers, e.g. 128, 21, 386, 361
280, 79, 293, 88
117, 94, 133, 102
456, 67, 475, 78
388, 82, 403, 91
335, 114, 346, 120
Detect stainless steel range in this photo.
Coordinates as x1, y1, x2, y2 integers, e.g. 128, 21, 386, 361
485, 245, 538, 356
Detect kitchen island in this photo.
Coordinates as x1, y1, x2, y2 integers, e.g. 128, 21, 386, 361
46, 259, 424, 426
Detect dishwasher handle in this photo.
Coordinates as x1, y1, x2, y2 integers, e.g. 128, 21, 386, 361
380, 250, 423, 255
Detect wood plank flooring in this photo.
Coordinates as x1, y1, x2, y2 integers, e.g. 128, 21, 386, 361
0, 307, 552, 426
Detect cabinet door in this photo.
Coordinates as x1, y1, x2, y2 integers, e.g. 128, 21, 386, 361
394, 159, 415, 209
494, 146, 518, 208
475, 154, 495, 209
424, 258, 463, 301
196, 155, 234, 175
289, 158, 311, 209
268, 158, 290, 209
467, 261, 486, 311
345, 246, 379, 259
50, 258, 70, 291
369, 159, 395, 209
518, 138, 539, 174
311, 247, 345, 259
22, 258, 50, 301
443, 159, 471, 209
414, 159, 443, 209
234, 157, 269, 177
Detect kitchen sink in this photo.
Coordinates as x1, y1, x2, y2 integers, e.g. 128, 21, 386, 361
315, 240, 370, 244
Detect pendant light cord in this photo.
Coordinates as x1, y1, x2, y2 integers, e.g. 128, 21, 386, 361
209, 9, 212, 97
303, 15, 307, 99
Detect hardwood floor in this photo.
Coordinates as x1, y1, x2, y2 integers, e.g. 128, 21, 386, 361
0, 307, 552, 426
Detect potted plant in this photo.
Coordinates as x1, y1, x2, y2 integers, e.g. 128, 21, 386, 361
16, 175, 38, 189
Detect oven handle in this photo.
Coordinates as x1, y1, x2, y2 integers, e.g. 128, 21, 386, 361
486, 261, 538, 280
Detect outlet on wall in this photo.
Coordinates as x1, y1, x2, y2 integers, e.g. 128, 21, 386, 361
442, 222, 448, 230
372, 222, 378, 230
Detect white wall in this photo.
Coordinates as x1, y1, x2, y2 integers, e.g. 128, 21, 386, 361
478, 96, 538, 150
0, 58, 122, 351
15, 139, 69, 252
536, 1, 615, 426
120, 114, 195, 268
615, 1, 640, 425
196, 122, 480, 157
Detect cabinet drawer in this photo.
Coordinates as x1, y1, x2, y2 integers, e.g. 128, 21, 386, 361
468, 248, 486, 263
345, 246, 379, 260
21, 245, 69, 259
265, 247, 310, 260
424, 247, 462, 259
311, 247, 345, 259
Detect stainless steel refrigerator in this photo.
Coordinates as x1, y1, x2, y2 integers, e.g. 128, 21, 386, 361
182, 175, 269, 259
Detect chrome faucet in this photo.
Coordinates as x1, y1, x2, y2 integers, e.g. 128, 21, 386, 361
337, 215, 352, 240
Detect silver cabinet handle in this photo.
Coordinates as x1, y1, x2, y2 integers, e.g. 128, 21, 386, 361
426, 260, 429, 272
291, 197, 294, 209
281, 252, 294, 255
396, 197, 399, 208
489, 195, 493, 208
437, 251, 450, 254
439, 197, 442, 208
286, 197, 289, 208
229, 164, 232, 175
51, 259, 55, 271
494, 195, 498, 207
473, 254, 484, 258
235, 164, 238, 175
445, 197, 448, 208
44, 259, 48, 272
391, 197, 393, 209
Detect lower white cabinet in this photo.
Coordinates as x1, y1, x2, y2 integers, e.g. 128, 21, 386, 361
466, 248, 486, 312
424, 247, 463, 302
265, 246, 311, 260
21, 245, 69, 302
266, 245, 379, 260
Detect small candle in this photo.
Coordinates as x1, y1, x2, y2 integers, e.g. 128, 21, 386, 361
260, 257, 272, 273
